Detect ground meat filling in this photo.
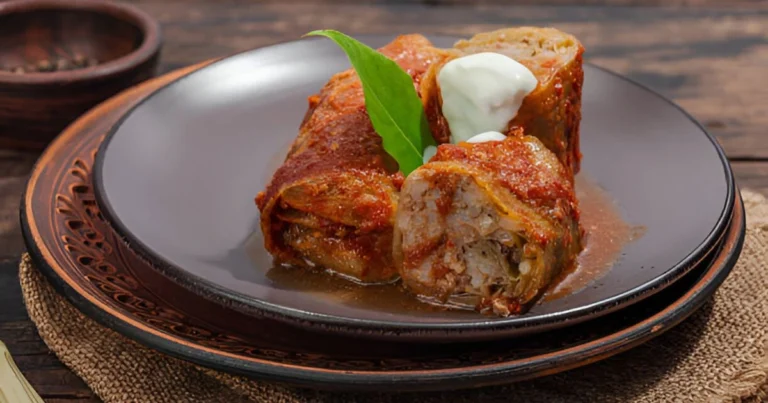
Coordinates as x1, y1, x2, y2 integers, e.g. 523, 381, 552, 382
403, 174, 535, 314
447, 236, 534, 314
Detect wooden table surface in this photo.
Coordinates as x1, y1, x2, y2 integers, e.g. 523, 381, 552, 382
1, 1, 767, 401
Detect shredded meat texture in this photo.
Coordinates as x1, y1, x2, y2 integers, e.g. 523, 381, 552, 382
256, 35, 452, 283
256, 27, 585, 300
394, 133, 583, 316
431, 128, 579, 229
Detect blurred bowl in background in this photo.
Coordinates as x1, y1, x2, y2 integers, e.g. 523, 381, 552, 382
0, 0, 162, 150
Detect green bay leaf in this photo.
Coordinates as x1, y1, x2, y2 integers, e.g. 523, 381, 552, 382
305, 30, 436, 176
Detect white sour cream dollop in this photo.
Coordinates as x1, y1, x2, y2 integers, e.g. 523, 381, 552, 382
422, 131, 507, 164
422, 145, 438, 164
465, 131, 507, 144
437, 52, 537, 144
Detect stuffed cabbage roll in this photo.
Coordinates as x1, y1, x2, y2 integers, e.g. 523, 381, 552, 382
421, 27, 584, 177
256, 35, 451, 283
394, 129, 582, 316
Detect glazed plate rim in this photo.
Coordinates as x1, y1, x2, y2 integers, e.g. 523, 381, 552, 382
19, 59, 744, 391
21, 173, 745, 389
91, 35, 735, 335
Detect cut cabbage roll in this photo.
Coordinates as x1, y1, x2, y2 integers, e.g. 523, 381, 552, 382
256, 35, 451, 283
421, 27, 584, 177
394, 129, 583, 316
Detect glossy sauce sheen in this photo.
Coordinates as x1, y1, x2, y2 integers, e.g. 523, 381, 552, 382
255, 35, 452, 282
543, 176, 637, 301
263, 174, 637, 316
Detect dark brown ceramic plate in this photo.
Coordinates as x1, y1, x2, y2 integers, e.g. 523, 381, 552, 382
93, 36, 735, 341
21, 65, 744, 391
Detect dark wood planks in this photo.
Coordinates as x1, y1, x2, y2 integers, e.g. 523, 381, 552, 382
0, 2, 766, 402
124, 0, 768, 9
0, 260, 98, 401
2, 163, 768, 403
0, 148, 95, 399
0, 150, 38, 259
733, 162, 768, 195
122, 1, 768, 159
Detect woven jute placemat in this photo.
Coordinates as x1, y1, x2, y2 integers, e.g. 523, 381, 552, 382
18, 190, 768, 402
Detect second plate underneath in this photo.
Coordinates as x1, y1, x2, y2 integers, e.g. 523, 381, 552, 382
93, 36, 734, 340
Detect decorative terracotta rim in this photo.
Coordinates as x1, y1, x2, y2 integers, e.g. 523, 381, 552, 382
0, 0, 162, 85
90, 36, 736, 338
20, 62, 745, 389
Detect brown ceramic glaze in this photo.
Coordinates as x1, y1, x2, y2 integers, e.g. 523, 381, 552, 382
21, 64, 745, 391
92, 36, 734, 341
0, 0, 162, 150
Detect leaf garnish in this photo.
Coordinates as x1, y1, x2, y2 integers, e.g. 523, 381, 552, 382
305, 30, 436, 176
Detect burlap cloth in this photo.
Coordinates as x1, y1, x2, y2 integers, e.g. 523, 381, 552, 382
17, 190, 768, 402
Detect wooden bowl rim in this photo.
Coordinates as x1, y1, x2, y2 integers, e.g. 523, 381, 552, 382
0, 0, 162, 85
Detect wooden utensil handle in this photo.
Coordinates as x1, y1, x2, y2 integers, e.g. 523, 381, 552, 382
0, 341, 43, 403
